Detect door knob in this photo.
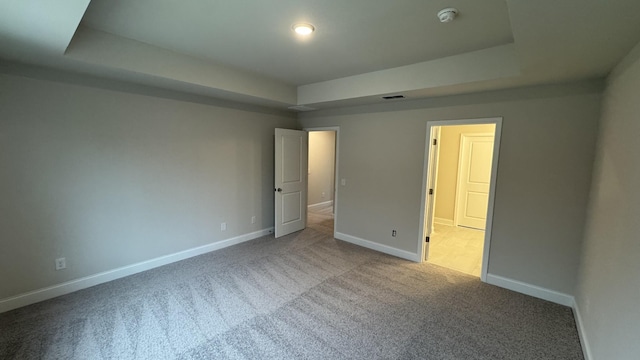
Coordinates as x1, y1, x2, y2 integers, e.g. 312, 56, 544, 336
275, 188, 282, 192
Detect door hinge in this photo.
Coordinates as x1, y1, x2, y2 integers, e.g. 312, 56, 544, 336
425, 236, 430, 243
429, 188, 433, 195
433, 139, 437, 146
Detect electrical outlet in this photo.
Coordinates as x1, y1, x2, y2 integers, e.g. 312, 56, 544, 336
251, 216, 256, 224
55, 257, 66, 270
221, 222, 227, 231
321, 192, 326, 198
392, 230, 397, 237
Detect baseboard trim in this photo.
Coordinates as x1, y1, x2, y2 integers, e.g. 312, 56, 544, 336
308, 200, 333, 210
572, 300, 592, 360
334, 232, 420, 262
476, 274, 591, 359
0, 227, 274, 314
434, 217, 454, 226
485, 274, 574, 307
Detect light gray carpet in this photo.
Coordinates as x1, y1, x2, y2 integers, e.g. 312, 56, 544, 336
0, 213, 583, 359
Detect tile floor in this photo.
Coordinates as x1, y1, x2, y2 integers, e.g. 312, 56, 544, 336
428, 223, 485, 277
308, 206, 483, 277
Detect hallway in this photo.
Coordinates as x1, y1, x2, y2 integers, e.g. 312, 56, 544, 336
428, 223, 484, 277
307, 203, 334, 236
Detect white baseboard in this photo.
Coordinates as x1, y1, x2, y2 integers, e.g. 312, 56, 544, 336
0, 227, 274, 314
486, 274, 590, 358
334, 232, 420, 262
572, 299, 592, 360
434, 217, 454, 226
308, 200, 333, 210
485, 274, 574, 307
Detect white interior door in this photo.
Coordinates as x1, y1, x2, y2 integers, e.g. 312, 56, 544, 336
455, 133, 495, 230
275, 128, 308, 238
423, 126, 440, 261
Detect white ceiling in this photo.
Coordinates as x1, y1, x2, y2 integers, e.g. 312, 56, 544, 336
1, 0, 640, 110
81, 0, 514, 86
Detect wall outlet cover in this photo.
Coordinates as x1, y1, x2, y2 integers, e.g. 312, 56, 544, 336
55, 257, 66, 270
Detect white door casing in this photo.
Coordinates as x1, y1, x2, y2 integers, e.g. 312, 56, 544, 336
275, 128, 308, 238
423, 126, 441, 261
419, 118, 502, 283
455, 133, 495, 230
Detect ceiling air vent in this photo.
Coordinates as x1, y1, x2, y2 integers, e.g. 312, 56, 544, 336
382, 95, 405, 100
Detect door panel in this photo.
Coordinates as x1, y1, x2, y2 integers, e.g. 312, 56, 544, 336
282, 192, 302, 224
282, 135, 302, 183
275, 128, 308, 237
465, 191, 490, 219
469, 142, 493, 182
456, 134, 494, 230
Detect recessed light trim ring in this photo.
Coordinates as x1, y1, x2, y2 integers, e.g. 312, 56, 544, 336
292, 23, 315, 35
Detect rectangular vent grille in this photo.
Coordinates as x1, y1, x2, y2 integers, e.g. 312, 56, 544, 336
382, 95, 405, 100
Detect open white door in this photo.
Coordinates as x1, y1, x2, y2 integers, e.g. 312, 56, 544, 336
423, 126, 441, 261
455, 133, 495, 230
275, 128, 308, 238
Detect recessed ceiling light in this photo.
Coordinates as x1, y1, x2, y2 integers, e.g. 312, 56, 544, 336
292, 23, 315, 35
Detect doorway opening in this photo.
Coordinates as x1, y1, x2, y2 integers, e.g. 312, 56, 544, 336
419, 118, 502, 281
305, 127, 339, 237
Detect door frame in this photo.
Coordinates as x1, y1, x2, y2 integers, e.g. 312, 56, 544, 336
454, 132, 495, 229
422, 126, 441, 262
417, 117, 502, 282
304, 126, 340, 237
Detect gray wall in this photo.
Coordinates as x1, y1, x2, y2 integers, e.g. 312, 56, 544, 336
0, 63, 607, 311
299, 84, 601, 295
575, 41, 640, 359
0, 73, 296, 299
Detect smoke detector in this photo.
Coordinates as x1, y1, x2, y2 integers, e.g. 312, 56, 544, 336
437, 8, 459, 23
